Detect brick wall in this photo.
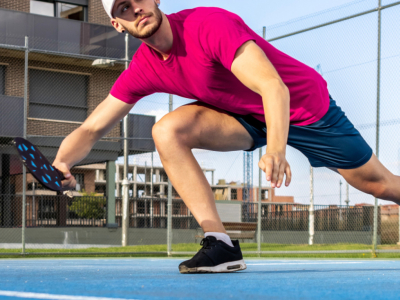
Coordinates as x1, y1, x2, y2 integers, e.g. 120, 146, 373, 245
0, 54, 122, 138
88, 0, 111, 26
268, 188, 294, 203
0, 0, 112, 27
0, 0, 29, 12
2, 56, 25, 98
83, 169, 96, 193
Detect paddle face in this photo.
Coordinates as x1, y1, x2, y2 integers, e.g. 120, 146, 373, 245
13, 137, 64, 191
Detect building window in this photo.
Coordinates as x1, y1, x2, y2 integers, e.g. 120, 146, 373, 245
72, 173, 84, 191
29, 69, 88, 122
73, 173, 84, 185
95, 185, 106, 195
261, 189, 268, 200
173, 203, 180, 215
231, 188, 237, 200
57, 2, 84, 21
137, 200, 145, 214
30, 0, 87, 22
30, 0, 55, 17
262, 205, 268, 216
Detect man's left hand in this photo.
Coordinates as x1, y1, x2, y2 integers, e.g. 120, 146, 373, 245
258, 151, 292, 188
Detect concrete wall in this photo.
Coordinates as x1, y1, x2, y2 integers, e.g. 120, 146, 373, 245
216, 201, 241, 222
261, 231, 378, 245
0, 228, 379, 247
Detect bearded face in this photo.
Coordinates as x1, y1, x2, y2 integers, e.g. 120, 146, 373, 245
112, 0, 163, 39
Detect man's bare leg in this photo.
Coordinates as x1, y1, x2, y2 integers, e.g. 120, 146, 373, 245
152, 103, 254, 233
336, 154, 400, 204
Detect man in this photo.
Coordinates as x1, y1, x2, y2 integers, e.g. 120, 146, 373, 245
53, 0, 400, 274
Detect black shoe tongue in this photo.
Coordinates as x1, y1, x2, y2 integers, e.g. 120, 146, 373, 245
205, 236, 218, 242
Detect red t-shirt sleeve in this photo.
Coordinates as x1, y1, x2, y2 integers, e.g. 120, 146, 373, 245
110, 63, 151, 104
199, 12, 255, 71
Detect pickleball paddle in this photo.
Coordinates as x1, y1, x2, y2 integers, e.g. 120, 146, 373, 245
13, 137, 65, 192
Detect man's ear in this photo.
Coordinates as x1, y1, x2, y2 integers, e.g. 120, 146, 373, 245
111, 19, 125, 33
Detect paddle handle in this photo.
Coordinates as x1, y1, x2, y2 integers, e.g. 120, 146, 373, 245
54, 167, 66, 181
54, 167, 75, 198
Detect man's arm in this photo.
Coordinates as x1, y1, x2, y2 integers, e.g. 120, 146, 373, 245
231, 40, 291, 188
53, 94, 135, 189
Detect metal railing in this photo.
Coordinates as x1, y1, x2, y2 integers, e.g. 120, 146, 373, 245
0, 195, 107, 228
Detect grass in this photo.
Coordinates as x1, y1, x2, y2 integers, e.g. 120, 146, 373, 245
1, 243, 400, 259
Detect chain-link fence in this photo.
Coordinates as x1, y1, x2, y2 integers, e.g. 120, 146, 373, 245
1, 0, 400, 256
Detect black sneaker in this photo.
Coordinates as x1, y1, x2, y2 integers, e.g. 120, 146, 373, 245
179, 236, 246, 274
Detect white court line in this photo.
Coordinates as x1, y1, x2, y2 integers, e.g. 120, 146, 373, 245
247, 262, 365, 266
0, 290, 139, 300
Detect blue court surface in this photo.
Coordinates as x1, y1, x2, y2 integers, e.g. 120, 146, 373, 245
0, 258, 399, 300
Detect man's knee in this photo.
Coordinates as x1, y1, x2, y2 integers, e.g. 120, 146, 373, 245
152, 115, 190, 148
371, 180, 393, 199
152, 118, 172, 146
152, 105, 207, 148
361, 175, 393, 199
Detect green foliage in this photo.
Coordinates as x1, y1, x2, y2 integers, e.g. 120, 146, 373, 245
69, 192, 106, 219
2, 244, 400, 258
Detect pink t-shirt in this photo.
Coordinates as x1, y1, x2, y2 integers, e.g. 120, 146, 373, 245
111, 7, 330, 125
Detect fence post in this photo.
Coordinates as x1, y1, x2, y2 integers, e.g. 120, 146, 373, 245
339, 180, 343, 221
121, 179, 129, 246
167, 94, 173, 256
373, 0, 382, 255
256, 26, 267, 256
150, 152, 154, 228
398, 206, 400, 245
257, 147, 262, 256
106, 161, 116, 227
309, 165, 314, 245
22, 36, 29, 254
121, 33, 130, 247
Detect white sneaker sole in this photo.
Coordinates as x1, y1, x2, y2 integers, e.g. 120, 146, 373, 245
179, 259, 247, 274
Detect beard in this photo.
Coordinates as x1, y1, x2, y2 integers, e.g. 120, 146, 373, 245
127, 4, 163, 39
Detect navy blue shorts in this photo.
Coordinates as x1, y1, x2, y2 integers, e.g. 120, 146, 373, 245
231, 96, 373, 169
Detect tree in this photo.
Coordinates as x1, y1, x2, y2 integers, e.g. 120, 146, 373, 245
69, 191, 106, 219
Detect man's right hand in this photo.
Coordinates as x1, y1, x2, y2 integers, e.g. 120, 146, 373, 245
50, 95, 134, 189
53, 161, 76, 190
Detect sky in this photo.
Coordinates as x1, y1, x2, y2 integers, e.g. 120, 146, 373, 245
127, 0, 400, 206
161, 0, 356, 29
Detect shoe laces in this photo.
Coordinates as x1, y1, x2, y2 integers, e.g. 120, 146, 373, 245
200, 237, 214, 250
200, 237, 216, 250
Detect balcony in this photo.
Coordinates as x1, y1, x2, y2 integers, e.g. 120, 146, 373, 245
120, 114, 156, 154
0, 8, 141, 59
0, 95, 24, 138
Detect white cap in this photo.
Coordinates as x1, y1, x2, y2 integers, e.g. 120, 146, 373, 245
102, 0, 117, 19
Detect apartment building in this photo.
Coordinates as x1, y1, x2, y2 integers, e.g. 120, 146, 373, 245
74, 162, 294, 228
0, 0, 155, 227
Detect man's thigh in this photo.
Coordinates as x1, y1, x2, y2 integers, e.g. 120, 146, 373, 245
287, 98, 373, 170
336, 154, 393, 198
159, 102, 254, 151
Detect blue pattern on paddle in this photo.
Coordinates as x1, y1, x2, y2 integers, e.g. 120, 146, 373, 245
13, 137, 65, 192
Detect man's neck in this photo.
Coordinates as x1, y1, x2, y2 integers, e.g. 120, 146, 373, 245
141, 13, 173, 61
